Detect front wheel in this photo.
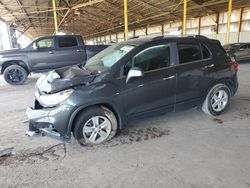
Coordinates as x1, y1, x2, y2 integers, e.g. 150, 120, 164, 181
202, 83, 231, 116
3, 65, 28, 85
73, 106, 118, 146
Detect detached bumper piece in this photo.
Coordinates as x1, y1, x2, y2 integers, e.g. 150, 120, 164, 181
41, 128, 70, 142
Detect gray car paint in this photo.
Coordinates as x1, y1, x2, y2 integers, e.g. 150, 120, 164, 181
26, 36, 238, 141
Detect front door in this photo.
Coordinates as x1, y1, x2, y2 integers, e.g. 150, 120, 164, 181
117, 44, 176, 120
28, 37, 59, 71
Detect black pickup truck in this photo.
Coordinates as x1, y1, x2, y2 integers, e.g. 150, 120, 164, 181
0, 35, 109, 85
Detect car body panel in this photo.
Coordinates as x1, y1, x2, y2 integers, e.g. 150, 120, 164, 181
26, 36, 239, 141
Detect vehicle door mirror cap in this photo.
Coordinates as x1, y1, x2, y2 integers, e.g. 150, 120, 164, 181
126, 67, 143, 83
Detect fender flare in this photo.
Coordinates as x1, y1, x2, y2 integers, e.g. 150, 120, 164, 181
1, 56, 30, 74
66, 101, 125, 137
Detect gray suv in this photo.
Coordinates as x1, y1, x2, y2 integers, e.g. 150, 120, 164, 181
26, 36, 238, 146
223, 43, 250, 62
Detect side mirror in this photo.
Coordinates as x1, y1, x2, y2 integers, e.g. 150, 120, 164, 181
32, 43, 38, 50
126, 67, 143, 83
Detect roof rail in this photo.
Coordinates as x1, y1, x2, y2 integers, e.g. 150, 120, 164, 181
128, 36, 140, 40
152, 36, 164, 41
187, 35, 208, 39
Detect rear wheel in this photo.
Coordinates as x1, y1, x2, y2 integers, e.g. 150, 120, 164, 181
3, 65, 28, 85
73, 106, 118, 146
202, 83, 231, 116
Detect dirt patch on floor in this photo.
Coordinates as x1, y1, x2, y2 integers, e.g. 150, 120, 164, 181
0, 127, 170, 166
95, 127, 171, 149
0, 143, 66, 166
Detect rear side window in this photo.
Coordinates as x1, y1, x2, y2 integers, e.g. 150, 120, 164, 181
58, 37, 78, 48
177, 43, 202, 64
239, 44, 248, 49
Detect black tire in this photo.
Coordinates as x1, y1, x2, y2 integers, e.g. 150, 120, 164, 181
73, 106, 118, 146
3, 65, 28, 85
202, 83, 231, 116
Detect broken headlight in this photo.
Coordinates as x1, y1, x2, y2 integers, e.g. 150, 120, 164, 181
38, 89, 73, 107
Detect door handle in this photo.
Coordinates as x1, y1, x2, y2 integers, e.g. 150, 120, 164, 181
162, 75, 175, 80
137, 84, 144, 87
49, 51, 54, 54
76, 49, 81, 52
204, 64, 214, 68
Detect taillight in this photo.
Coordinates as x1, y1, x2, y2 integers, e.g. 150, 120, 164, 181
229, 61, 238, 73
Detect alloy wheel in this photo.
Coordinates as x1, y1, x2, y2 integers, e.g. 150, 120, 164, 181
82, 116, 112, 144
7, 69, 25, 83
211, 90, 228, 112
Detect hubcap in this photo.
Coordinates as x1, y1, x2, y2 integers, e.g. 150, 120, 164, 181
82, 116, 112, 144
211, 90, 228, 112
7, 69, 24, 83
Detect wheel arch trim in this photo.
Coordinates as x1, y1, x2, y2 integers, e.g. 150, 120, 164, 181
66, 101, 124, 137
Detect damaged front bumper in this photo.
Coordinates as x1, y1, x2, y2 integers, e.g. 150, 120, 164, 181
26, 101, 75, 142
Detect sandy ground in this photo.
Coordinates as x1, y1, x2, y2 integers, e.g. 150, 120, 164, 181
0, 64, 250, 188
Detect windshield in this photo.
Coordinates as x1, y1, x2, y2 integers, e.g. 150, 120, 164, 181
223, 44, 241, 50
85, 44, 135, 73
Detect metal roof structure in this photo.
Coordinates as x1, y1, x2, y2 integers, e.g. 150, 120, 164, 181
0, 0, 249, 39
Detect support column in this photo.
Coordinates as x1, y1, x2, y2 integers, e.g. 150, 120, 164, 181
198, 17, 201, 35
182, 0, 187, 35
161, 24, 164, 36
52, 0, 58, 34
226, 0, 232, 44
237, 7, 243, 43
124, 0, 128, 40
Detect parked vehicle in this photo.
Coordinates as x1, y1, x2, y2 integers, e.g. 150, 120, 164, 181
0, 35, 109, 85
26, 35, 238, 146
223, 43, 250, 62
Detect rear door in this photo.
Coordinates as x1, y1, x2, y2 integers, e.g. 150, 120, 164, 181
175, 41, 216, 108
53, 36, 85, 68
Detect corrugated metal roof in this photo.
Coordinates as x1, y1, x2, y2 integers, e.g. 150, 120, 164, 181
0, 0, 249, 39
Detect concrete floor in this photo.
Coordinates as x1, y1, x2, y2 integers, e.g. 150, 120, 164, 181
0, 64, 249, 188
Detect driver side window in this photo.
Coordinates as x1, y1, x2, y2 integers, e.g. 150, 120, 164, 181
124, 45, 170, 75
36, 38, 54, 49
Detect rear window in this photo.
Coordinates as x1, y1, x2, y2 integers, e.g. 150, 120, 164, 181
177, 43, 212, 64
177, 43, 202, 64
58, 37, 78, 48
201, 44, 211, 59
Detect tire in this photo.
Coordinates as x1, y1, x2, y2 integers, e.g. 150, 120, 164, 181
202, 83, 231, 116
3, 65, 28, 85
73, 106, 118, 146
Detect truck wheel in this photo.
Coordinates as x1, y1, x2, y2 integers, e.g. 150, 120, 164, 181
202, 83, 231, 116
3, 65, 28, 85
73, 106, 118, 146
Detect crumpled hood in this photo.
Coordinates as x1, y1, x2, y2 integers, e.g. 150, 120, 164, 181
36, 66, 95, 94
